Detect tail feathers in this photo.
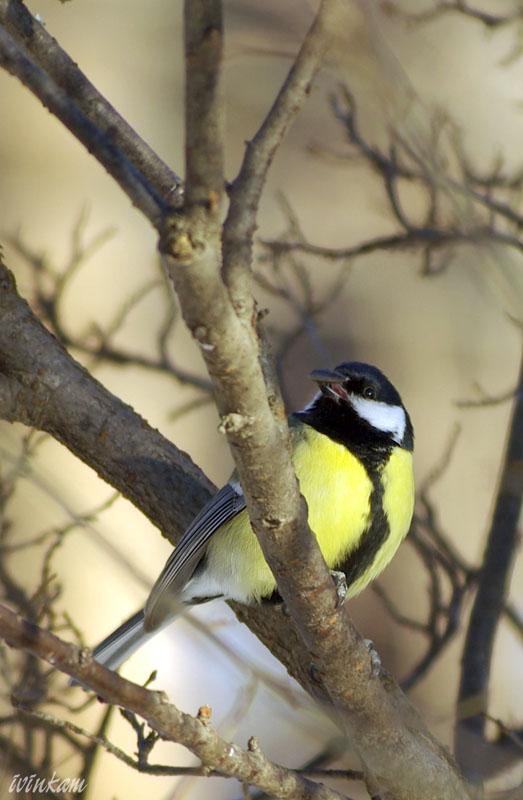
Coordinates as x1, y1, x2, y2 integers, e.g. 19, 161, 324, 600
69, 609, 150, 688
92, 609, 149, 671
69, 604, 187, 690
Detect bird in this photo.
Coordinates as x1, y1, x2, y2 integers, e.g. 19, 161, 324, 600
85, 361, 415, 676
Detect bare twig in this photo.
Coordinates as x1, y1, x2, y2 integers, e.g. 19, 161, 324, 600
455, 383, 517, 408
387, 1, 523, 29
17, 703, 226, 778
261, 86, 523, 280
0, 603, 349, 800
223, 0, 342, 313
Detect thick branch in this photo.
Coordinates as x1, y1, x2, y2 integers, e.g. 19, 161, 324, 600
0, 254, 330, 699
0, 261, 469, 798
167, 4, 334, 681
0, 603, 347, 800
163, 2, 473, 798
184, 0, 224, 211
0, 253, 344, 700
0, 4, 475, 795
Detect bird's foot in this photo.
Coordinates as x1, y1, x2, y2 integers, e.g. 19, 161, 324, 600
364, 638, 382, 678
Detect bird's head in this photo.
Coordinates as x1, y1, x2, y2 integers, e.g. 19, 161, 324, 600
304, 361, 414, 451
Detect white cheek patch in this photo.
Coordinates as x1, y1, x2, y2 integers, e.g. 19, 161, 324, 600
349, 395, 406, 444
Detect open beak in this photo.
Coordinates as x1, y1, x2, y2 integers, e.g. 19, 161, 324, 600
310, 368, 349, 403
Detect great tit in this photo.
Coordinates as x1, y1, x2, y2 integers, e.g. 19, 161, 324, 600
88, 362, 415, 674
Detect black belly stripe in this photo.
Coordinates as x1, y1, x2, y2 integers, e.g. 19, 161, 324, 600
337, 463, 390, 586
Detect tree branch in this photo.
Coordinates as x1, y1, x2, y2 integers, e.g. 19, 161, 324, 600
183, 0, 224, 211
389, 1, 523, 28
0, 3, 479, 795
222, 0, 341, 313
0, 603, 349, 800
455, 351, 523, 780
0, 260, 214, 539
0, 0, 182, 207
161, 2, 473, 798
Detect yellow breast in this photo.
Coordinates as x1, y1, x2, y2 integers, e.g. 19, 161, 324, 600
291, 426, 374, 568
205, 424, 414, 603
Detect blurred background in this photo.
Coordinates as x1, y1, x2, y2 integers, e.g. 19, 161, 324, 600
0, 0, 522, 797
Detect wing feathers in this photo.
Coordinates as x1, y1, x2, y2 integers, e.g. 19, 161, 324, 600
144, 483, 246, 630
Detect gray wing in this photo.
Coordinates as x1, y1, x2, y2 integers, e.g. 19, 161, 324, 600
144, 482, 246, 631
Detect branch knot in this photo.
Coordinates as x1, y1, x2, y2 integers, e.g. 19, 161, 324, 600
218, 413, 254, 435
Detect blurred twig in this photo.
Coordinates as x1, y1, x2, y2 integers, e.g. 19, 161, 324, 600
5, 221, 213, 397
384, 1, 523, 29
262, 87, 523, 276
455, 352, 523, 780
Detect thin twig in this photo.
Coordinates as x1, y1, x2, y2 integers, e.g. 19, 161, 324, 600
223, 0, 344, 313
0, 604, 349, 800
390, 1, 523, 29
17, 704, 217, 778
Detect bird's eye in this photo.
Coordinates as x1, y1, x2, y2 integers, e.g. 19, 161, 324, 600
363, 385, 376, 399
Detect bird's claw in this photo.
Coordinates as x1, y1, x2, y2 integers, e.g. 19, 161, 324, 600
364, 638, 382, 678
330, 570, 348, 608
